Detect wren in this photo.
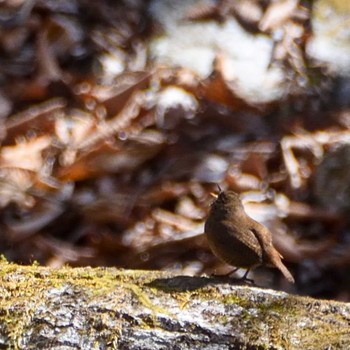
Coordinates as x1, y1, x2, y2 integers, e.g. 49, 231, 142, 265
204, 190, 294, 283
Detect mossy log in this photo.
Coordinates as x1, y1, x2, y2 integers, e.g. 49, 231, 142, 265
0, 262, 349, 349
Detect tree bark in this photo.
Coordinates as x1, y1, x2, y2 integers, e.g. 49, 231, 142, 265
0, 262, 349, 349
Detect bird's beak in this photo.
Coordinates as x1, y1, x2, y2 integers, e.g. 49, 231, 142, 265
210, 192, 218, 199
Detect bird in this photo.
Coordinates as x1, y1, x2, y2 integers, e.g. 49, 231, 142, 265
204, 189, 294, 283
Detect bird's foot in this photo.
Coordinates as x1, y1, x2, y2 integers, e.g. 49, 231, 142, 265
238, 269, 255, 284
239, 275, 255, 284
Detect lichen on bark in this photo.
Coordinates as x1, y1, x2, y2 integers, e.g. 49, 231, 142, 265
0, 261, 349, 349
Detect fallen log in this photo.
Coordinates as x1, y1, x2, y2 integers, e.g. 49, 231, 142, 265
0, 262, 348, 349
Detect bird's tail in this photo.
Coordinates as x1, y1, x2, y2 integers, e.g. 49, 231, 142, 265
270, 249, 295, 283
276, 260, 295, 283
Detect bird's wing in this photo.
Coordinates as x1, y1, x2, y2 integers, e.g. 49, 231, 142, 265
249, 220, 285, 260
222, 219, 262, 257
250, 221, 294, 283
250, 220, 272, 243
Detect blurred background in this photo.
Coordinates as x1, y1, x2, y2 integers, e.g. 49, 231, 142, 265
0, 0, 349, 300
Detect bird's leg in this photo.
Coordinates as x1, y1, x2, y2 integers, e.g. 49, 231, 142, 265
225, 267, 240, 277
212, 267, 255, 284
239, 269, 255, 284
212, 267, 240, 277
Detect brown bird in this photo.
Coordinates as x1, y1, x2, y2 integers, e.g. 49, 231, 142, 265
204, 190, 294, 283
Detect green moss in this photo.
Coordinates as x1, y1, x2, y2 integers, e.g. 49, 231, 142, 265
128, 284, 168, 315
0, 262, 349, 349
0, 263, 128, 349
